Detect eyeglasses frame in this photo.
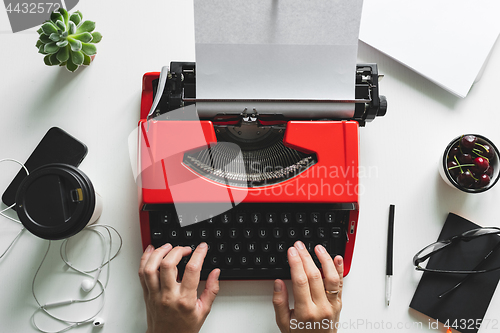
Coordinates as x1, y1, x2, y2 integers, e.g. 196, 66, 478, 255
413, 227, 500, 274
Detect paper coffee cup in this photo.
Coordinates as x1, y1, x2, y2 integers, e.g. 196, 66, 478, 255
15, 163, 102, 240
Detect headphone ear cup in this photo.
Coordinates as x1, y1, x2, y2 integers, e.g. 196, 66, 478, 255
81, 279, 94, 292
93, 317, 105, 328
81, 267, 102, 292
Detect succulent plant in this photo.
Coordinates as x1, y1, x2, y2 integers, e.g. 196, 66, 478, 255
36, 8, 102, 72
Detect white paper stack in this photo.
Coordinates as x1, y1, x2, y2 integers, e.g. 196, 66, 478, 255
360, 0, 500, 98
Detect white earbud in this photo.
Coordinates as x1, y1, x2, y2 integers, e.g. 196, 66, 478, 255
81, 267, 102, 292
92, 317, 105, 328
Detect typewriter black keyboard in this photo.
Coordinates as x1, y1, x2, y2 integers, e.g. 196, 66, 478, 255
148, 203, 349, 280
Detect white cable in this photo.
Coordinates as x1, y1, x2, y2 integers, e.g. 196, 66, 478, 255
31, 225, 122, 333
0, 158, 29, 259
0, 225, 25, 259
1, 203, 21, 224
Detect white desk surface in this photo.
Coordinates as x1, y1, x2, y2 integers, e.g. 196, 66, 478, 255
1, 1, 500, 332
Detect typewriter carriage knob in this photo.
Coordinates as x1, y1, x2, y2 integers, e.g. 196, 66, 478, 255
378, 95, 387, 117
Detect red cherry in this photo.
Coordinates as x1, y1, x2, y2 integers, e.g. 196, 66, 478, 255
460, 135, 477, 152
474, 157, 489, 172
457, 170, 475, 188
486, 166, 494, 177
458, 153, 473, 164
448, 147, 460, 160
481, 143, 495, 159
476, 174, 491, 189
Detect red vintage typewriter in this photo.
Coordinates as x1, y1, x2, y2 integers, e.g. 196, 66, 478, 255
137, 62, 386, 279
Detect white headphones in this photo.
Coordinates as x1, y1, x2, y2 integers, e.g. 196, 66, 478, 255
31, 224, 122, 333
0, 158, 122, 333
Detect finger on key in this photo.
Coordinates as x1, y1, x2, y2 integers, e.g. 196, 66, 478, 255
294, 241, 326, 304
181, 242, 209, 292
288, 246, 313, 310
160, 246, 192, 290
315, 245, 341, 301
141, 243, 172, 294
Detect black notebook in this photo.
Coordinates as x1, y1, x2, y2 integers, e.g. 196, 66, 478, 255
410, 213, 500, 333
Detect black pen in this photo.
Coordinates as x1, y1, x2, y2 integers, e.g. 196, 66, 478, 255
386, 204, 395, 306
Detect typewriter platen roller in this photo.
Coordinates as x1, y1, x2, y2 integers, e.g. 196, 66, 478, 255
137, 62, 386, 279
150, 62, 386, 125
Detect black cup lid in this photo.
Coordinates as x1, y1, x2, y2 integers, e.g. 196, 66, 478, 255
15, 163, 95, 240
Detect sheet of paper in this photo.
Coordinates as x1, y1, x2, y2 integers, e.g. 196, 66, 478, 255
193, 0, 363, 117
360, 0, 500, 98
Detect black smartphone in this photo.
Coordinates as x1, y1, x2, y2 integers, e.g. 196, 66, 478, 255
2, 127, 88, 208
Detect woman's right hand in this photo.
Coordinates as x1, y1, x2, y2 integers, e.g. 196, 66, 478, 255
272, 241, 343, 333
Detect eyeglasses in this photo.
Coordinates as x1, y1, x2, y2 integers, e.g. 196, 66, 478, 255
413, 227, 500, 274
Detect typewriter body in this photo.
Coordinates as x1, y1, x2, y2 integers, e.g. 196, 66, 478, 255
137, 62, 386, 279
